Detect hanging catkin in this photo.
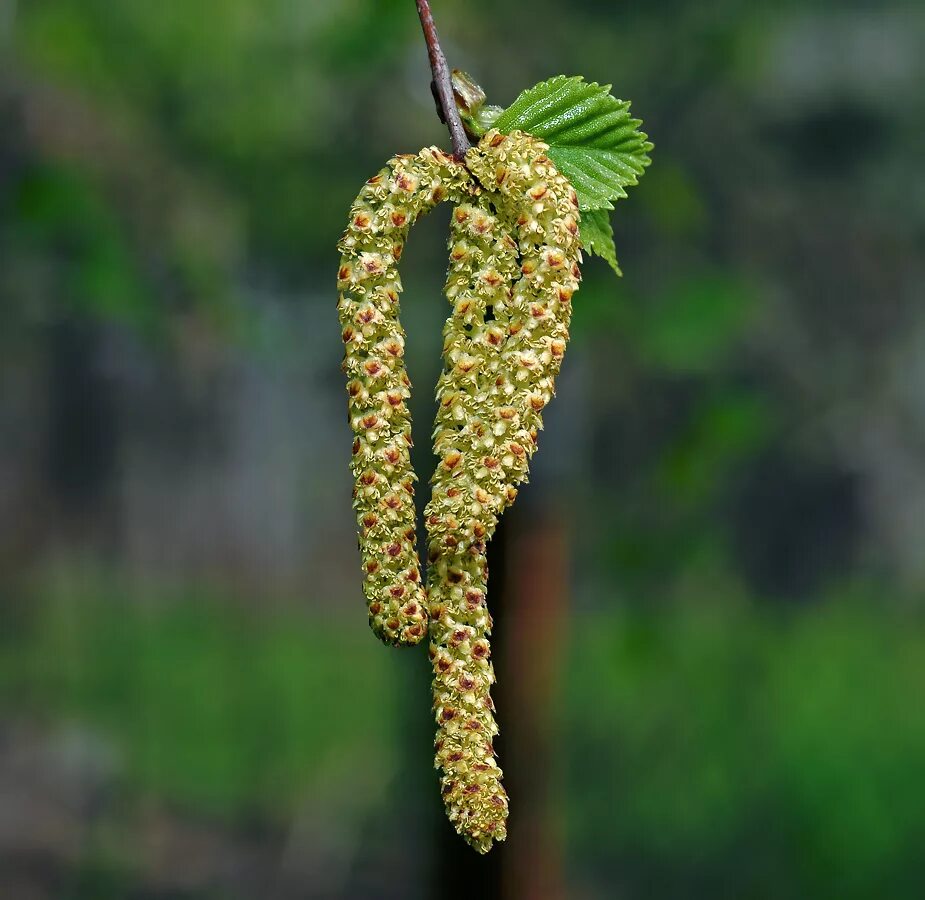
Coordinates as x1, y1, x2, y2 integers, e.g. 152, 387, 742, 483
425, 129, 582, 852
426, 189, 520, 852
337, 148, 474, 646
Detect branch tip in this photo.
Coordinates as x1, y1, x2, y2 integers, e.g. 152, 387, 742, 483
415, 0, 470, 160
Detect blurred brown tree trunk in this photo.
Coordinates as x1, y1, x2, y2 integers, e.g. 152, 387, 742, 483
497, 510, 568, 900
433, 509, 568, 900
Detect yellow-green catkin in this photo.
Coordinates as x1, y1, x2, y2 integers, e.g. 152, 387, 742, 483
425, 130, 582, 851
337, 148, 474, 646
426, 191, 519, 852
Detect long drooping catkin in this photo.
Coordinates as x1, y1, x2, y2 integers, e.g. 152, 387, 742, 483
337, 148, 474, 647
425, 130, 581, 851
426, 192, 520, 851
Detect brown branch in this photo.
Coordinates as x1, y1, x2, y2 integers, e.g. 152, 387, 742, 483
415, 0, 470, 160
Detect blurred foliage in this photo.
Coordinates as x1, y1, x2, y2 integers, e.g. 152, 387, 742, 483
9, 166, 154, 330
0, 577, 403, 818
567, 594, 925, 899
3, 582, 925, 898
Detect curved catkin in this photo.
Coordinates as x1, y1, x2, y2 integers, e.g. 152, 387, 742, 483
426, 192, 520, 852
425, 130, 581, 852
427, 131, 581, 562
337, 148, 474, 647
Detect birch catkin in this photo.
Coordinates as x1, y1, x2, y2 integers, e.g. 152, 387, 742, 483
426, 191, 520, 852
337, 148, 473, 647
425, 130, 582, 852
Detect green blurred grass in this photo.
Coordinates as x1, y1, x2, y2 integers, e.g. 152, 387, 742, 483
0, 576, 403, 820
565, 593, 925, 899
3, 576, 925, 897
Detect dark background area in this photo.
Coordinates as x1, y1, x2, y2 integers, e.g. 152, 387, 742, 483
1, 1, 924, 897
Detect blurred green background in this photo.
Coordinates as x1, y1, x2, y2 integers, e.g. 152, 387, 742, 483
2, 1, 924, 897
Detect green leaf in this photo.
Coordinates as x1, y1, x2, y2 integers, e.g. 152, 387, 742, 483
494, 75, 652, 211
579, 209, 621, 276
